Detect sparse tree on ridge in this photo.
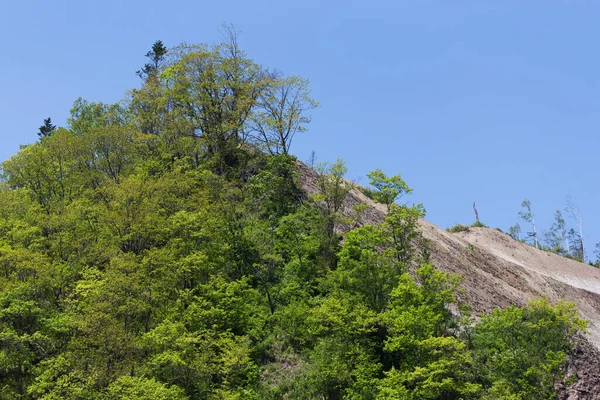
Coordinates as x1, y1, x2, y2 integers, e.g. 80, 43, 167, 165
519, 198, 538, 248
544, 210, 567, 255
593, 242, 600, 267
366, 169, 412, 211
565, 195, 585, 261
567, 228, 584, 261
509, 223, 521, 240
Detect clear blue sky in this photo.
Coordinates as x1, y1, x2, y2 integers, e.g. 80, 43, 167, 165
2, 1, 599, 260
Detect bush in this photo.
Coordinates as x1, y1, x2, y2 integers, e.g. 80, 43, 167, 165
470, 221, 487, 228
564, 254, 584, 263
446, 224, 469, 233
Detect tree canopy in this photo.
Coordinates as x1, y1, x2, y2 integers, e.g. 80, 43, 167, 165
0, 33, 588, 399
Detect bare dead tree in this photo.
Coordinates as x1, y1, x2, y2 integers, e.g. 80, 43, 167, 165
473, 202, 479, 223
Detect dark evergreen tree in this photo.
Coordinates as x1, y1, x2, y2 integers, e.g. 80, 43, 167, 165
567, 228, 584, 261
136, 40, 167, 79
37, 117, 56, 138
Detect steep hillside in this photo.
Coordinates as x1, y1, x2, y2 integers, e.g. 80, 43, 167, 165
3, 33, 593, 398
298, 161, 600, 398
423, 224, 600, 399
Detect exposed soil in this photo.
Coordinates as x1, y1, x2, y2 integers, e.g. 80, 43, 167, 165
297, 161, 600, 399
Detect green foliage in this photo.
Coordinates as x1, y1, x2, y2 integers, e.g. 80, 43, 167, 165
509, 223, 521, 240
447, 224, 470, 233
106, 376, 187, 400
68, 98, 130, 136
543, 210, 568, 256
471, 220, 487, 228
0, 32, 588, 399
251, 75, 318, 155
471, 297, 587, 399
313, 158, 351, 268
366, 168, 412, 209
332, 225, 395, 312
378, 265, 480, 399
519, 198, 539, 248
366, 169, 425, 269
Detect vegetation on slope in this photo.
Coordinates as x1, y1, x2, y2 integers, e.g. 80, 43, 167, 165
0, 32, 588, 399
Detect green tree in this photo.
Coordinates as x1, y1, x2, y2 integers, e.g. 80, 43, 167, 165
158, 37, 268, 172
471, 297, 587, 399
366, 169, 424, 267
566, 228, 584, 261
519, 198, 538, 248
106, 376, 187, 400
565, 196, 585, 261
366, 169, 412, 211
0, 30, 591, 399
543, 210, 567, 255
250, 75, 318, 155
313, 159, 351, 268
379, 265, 479, 399
509, 223, 521, 240
68, 98, 130, 136
332, 225, 395, 312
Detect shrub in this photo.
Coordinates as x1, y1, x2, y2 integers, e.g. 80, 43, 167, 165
471, 221, 487, 228
447, 224, 469, 233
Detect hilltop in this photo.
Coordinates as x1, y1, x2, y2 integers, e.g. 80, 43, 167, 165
1, 35, 597, 399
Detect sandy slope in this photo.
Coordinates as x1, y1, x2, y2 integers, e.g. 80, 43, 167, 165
419, 222, 600, 347
420, 222, 600, 398
297, 162, 600, 397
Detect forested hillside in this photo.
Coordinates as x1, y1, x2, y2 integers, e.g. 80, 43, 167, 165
0, 33, 589, 399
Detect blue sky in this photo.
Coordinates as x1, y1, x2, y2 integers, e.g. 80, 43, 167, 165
2, 1, 599, 260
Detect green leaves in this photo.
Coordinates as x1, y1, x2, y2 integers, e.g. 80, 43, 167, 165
471, 297, 587, 399
366, 168, 412, 209
0, 32, 590, 399
333, 225, 395, 312
250, 75, 318, 155
106, 376, 187, 400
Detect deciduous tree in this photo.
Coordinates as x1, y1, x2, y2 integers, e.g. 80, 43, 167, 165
250, 74, 317, 155
519, 198, 538, 248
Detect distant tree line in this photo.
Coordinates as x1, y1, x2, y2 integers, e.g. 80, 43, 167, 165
509, 196, 598, 266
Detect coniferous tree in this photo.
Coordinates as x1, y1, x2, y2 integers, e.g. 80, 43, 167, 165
136, 40, 167, 80
37, 117, 56, 139
567, 228, 584, 261
593, 242, 600, 267
544, 210, 567, 255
